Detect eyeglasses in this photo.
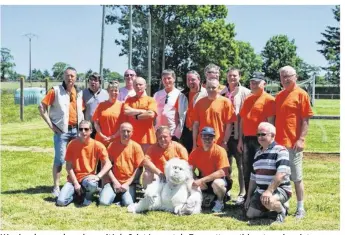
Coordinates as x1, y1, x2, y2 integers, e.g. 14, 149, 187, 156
256, 133, 269, 137
125, 73, 136, 77
207, 71, 219, 74
79, 128, 90, 131
165, 95, 169, 104
281, 74, 295, 79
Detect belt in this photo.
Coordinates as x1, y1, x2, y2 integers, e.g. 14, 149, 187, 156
68, 124, 77, 129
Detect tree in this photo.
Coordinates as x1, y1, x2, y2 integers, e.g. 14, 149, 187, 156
31, 69, 44, 81
106, 5, 237, 85
108, 71, 123, 82
85, 69, 93, 80
52, 62, 69, 80
43, 69, 50, 78
316, 5, 340, 84
1, 48, 16, 81
232, 40, 263, 86
261, 35, 301, 81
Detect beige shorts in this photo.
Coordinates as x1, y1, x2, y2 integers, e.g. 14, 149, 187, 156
287, 148, 304, 182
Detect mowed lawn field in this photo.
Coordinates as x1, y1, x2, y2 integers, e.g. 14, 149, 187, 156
0, 92, 340, 230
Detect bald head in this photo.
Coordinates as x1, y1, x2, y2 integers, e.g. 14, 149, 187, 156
120, 122, 133, 143
134, 77, 147, 95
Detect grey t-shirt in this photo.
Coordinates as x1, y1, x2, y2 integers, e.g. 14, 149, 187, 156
82, 88, 109, 121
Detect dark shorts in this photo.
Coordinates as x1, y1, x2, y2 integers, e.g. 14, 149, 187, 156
201, 177, 232, 195
249, 188, 290, 212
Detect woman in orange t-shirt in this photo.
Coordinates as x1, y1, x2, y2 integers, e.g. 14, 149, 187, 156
92, 81, 124, 147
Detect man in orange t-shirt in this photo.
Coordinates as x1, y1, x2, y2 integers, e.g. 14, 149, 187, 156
142, 126, 189, 188
192, 79, 236, 150
99, 122, 144, 206
179, 70, 207, 153
238, 72, 275, 197
189, 127, 231, 213
56, 120, 112, 207
124, 77, 157, 153
38, 67, 84, 198
275, 66, 313, 219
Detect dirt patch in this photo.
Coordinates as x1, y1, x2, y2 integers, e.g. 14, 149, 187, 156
304, 152, 339, 162
0, 145, 54, 153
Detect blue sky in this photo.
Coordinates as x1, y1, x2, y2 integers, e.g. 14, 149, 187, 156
1, 5, 338, 76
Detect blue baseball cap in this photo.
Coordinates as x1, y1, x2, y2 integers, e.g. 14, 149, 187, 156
201, 127, 216, 136
250, 72, 265, 82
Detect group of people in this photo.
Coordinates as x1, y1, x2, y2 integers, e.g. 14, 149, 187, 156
38, 63, 313, 223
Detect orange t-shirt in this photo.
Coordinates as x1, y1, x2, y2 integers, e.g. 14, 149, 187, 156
189, 143, 230, 177
107, 139, 144, 184
124, 96, 157, 144
145, 141, 189, 173
65, 138, 108, 183
275, 86, 314, 148
193, 96, 236, 146
185, 91, 197, 129
239, 91, 275, 136
92, 100, 124, 146
41, 87, 77, 125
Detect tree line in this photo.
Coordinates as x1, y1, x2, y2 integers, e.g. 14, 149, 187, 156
1, 5, 339, 86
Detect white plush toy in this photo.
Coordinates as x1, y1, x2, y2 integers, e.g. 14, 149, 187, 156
127, 158, 202, 215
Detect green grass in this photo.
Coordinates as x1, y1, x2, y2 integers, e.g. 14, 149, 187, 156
0, 150, 340, 230
305, 119, 340, 153
312, 99, 340, 116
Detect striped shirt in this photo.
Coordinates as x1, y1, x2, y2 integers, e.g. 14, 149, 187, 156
250, 141, 292, 196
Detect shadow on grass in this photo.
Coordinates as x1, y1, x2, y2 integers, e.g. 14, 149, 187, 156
1, 185, 52, 195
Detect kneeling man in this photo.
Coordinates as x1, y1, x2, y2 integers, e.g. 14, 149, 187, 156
244, 122, 291, 223
189, 127, 231, 213
99, 122, 145, 206
142, 126, 188, 188
56, 120, 112, 206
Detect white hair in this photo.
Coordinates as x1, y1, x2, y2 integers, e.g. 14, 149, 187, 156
258, 122, 276, 135
279, 65, 296, 76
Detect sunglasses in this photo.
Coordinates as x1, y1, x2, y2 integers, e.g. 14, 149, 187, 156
201, 135, 215, 139
165, 95, 169, 104
256, 133, 269, 137
125, 74, 136, 77
79, 128, 90, 131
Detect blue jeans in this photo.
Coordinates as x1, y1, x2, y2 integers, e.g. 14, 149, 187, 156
99, 183, 136, 206
56, 177, 98, 206
53, 127, 77, 166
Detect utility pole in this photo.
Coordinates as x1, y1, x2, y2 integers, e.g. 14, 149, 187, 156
147, 9, 152, 96
100, 5, 106, 89
23, 33, 37, 85
128, 5, 133, 68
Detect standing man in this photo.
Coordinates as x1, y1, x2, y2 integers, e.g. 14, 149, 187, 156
238, 72, 275, 200
192, 79, 236, 150
118, 69, 137, 102
154, 69, 187, 140
99, 122, 144, 206
124, 77, 157, 153
275, 66, 313, 219
142, 126, 189, 188
244, 122, 291, 223
56, 120, 112, 206
82, 72, 109, 138
203, 63, 226, 93
222, 68, 251, 205
39, 67, 84, 198
189, 127, 231, 213
180, 70, 207, 153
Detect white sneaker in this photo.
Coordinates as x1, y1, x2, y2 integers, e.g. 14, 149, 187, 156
235, 195, 245, 205
52, 187, 60, 198
212, 200, 224, 213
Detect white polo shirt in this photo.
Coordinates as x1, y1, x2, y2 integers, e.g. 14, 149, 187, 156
153, 87, 181, 136
118, 87, 136, 102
